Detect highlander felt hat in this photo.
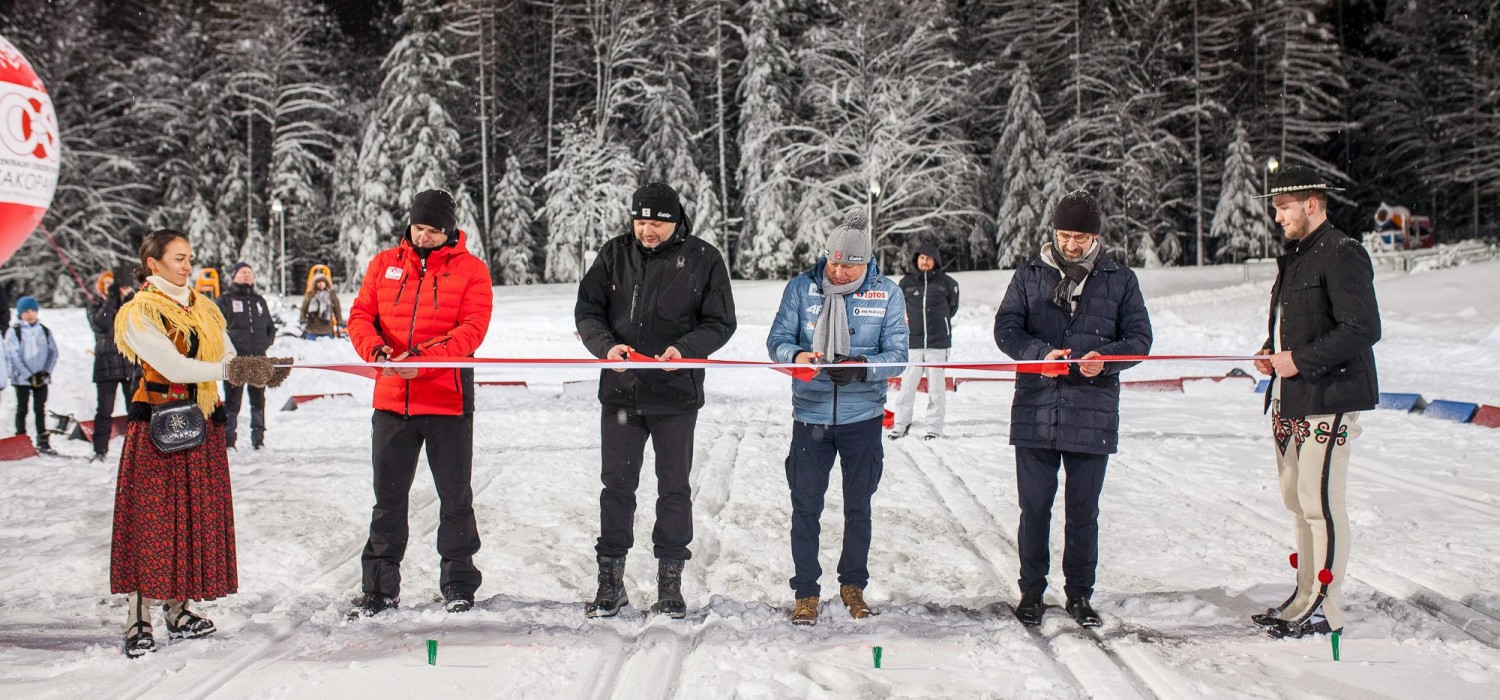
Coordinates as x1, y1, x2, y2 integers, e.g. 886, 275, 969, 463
1256, 164, 1345, 199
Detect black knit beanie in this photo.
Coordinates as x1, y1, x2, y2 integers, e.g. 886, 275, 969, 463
410, 189, 457, 236
1052, 189, 1101, 235
630, 182, 682, 223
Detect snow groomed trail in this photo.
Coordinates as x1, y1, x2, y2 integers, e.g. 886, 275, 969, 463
2, 262, 1500, 698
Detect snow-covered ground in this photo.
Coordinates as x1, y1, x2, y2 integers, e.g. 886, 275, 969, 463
2, 259, 1499, 699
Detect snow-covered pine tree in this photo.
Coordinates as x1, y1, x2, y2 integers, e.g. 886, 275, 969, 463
992, 64, 1048, 269
1257, 0, 1351, 179
783, 0, 983, 272
491, 154, 539, 285
540, 124, 642, 283
341, 0, 469, 275
735, 0, 800, 278
636, 0, 720, 248
1212, 122, 1270, 262
1049, 1, 1190, 266
974, 0, 1082, 125
214, 0, 345, 289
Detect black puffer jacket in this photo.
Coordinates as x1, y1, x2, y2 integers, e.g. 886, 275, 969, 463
87, 286, 137, 383
994, 251, 1153, 455
1262, 221, 1380, 417
217, 283, 276, 356
899, 243, 960, 350
575, 223, 737, 415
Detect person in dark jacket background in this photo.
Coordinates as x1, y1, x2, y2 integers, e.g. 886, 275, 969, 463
891, 242, 959, 440
88, 267, 141, 462
216, 262, 277, 450
994, 189, 1153, 629
1249, 166, 1380, 640
574, 182, 737, 620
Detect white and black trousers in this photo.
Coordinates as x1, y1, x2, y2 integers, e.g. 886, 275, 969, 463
1270, 399, 1361, 631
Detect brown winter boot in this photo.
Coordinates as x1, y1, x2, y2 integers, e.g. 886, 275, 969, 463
840, 584, 872, 619
790, 596, 820, 626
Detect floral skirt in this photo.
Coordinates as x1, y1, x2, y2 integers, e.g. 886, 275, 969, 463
110, 420, 237, 600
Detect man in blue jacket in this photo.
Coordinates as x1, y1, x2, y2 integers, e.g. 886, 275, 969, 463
767, 210, 908, 626
994, 190, 1153, 628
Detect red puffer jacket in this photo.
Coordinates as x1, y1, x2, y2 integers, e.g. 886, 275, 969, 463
347, 229, 494, 416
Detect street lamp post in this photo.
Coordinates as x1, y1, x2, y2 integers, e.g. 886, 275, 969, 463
270, 199, 285, 296
1263, 157, 1279, 258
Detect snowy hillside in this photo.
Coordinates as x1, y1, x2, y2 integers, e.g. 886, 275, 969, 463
1, 261, 1499, 699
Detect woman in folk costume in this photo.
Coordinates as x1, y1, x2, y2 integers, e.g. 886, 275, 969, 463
300, 272, 342, 339
111, 229, 289, 658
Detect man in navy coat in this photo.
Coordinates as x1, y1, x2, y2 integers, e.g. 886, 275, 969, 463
994, 190, 1153, 628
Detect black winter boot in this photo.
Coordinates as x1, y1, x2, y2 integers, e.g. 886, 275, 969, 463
1065, 597, 1102, 628
1014, 592, 1044, 627
586, 555, 628, 618
651, 559, 686, 619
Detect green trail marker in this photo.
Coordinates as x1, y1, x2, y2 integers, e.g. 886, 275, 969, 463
427, 639, 438, 666
1331, 631, 1340, 661
872, 645, 883, 669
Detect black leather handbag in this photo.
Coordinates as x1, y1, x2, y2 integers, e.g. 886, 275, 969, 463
149, 398, 205, 454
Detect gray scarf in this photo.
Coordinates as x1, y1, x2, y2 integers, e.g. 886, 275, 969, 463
1043, 241, 1099, 313
308, 289, 333, 321
811, 267, 868, 360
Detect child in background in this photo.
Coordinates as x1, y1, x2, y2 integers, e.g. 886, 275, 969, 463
5, 296, 60, 455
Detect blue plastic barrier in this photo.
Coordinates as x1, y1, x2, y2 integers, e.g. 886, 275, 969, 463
1377, 393, 1427, 412
1423, 400, 1479, 423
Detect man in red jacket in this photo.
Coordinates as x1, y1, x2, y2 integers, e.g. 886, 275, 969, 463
345, 189, 494, 617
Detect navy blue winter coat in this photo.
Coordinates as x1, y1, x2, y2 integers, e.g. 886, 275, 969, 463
993, 253, 1153, 454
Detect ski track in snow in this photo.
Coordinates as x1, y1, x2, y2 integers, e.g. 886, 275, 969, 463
104, 443, 516, 700
4, 261, 1500, 698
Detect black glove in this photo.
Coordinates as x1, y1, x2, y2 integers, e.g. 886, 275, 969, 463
824, 356, 867, 386
28, 371, 48, 388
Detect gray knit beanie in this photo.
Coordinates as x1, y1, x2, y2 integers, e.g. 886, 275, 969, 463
825, 210, 872, 264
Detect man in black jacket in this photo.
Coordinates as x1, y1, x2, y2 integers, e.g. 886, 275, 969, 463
891, 243, 959, 440
574, 182, 737, 620
86, 268, 139, 462
217, 262, 277, 449
994, 190, 1153, 629
1250, 166, 1380, 640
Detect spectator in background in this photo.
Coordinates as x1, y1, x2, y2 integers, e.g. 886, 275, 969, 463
301, 272, 343, 340
89, 268, 141, 462
6, 295, 59, 455
890, 243, 960, 441
217, 262, 277, 450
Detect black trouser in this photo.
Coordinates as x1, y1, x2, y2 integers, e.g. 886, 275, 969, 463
221, 381, 265, 447
13, 384, 49, 446
1015, 446, 1109, 600
361, 410, 481, 598
786, 417, 884, 598
92, 381, 132, 455
597, 408, 697, 561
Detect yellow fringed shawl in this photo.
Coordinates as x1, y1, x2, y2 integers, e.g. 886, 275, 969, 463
115, 286, 228, 417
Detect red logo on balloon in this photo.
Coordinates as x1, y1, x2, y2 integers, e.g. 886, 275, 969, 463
1, 92, 56, 160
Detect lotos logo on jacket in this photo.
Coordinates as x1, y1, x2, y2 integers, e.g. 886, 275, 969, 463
853, 290, 888, 300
